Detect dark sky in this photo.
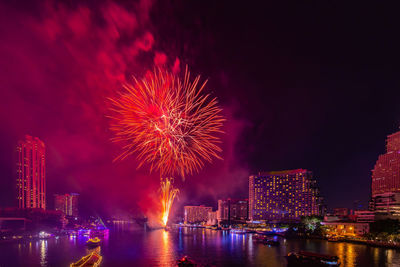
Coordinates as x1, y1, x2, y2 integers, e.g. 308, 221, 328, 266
1, 1, 400, 217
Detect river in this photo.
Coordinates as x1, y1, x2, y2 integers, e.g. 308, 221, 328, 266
0, 226, 399, 266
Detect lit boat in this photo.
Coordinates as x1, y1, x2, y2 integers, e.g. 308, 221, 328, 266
177, 256, 197, 266
38, 231, 53, 239
86, 237, 101, 247
286, 251, 341, 266
70, 252, 102, 267
327, 236, 343, 242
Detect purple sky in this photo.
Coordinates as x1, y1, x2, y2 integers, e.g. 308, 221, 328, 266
1, 1, 400, 217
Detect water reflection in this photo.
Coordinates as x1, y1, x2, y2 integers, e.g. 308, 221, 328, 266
160, 230, 175, 266
2, 228, 400, 266
39, 240, 47, 267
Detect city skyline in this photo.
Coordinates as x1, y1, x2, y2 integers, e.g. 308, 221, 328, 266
1, 1, 400, 216
3, 129, 400, 215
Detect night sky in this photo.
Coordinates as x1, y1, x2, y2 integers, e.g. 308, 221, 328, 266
1, 1, 400, 217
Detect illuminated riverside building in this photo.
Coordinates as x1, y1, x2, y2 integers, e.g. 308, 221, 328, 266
217, 199, 248, 223
54, 193, 79, 217
372, 130, 400, 195
16, 135, 46, 209
184, 206, 212, 224
371, 130, 400, 218
249, 169, 322, 222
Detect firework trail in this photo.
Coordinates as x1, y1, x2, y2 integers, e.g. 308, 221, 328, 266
160, 178, 179, 226
109, 67, 224, 179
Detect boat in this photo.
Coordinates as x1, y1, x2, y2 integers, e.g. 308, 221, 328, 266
286, 251, 341, 266
177, 256, 197, 266
70, 252, 102, 267
328, 236, 343, 242
86, 237, 101, 247
231, 229, 246, 234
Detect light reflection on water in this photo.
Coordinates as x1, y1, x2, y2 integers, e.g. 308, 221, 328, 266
1, 227, 400, 266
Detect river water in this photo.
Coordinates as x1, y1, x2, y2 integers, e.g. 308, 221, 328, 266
1, 226, 399, 266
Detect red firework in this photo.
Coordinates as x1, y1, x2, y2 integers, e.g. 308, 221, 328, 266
109, 67, 224, 178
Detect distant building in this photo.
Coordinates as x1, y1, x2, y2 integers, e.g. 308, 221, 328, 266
249, 169, 322, 222
54, 193, 79, 217
207, 211, 217, 225
333, 208, 349, 217
16, 135, 46, 209
217, 199, 248, 223
184, 206, 212, 224
354, 210, 375, 223
322, 221, 369, 236
372, 130, 400, 195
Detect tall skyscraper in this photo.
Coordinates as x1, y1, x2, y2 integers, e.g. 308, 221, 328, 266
372, 130, 400, 195
54, 193, 79, 217
16, 135, 46, 209
249, 169, 322, 222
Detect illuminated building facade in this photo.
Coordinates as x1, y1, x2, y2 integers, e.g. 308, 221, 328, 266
16, 135, 46, 209
217, 199, 248, 223
184, 206, 212, 224
54, 193, 79, 217
370, 192, 400, 219
371, 130, 400, 218
322, 222, 369, 236
372, 130, 400, 195
354, 210, 375, 223
249, 169, 322, 222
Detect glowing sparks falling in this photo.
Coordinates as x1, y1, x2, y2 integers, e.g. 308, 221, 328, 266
109, 67, 224, 179
160, 178, 179, 226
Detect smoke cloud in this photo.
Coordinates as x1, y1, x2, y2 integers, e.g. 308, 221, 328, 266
0, 1, 250, 222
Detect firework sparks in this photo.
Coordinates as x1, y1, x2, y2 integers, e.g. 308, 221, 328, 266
109, 67, 224, 178
160, 178, 179, 226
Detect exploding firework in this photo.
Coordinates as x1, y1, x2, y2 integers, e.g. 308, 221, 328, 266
109, 67, 224, 178
160, 178, 179, 226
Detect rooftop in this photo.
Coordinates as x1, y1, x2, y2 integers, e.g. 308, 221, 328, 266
256, 169, 310, 176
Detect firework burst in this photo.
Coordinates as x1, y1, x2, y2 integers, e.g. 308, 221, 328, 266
160, 178, 179, 226
109, 67, 224, 178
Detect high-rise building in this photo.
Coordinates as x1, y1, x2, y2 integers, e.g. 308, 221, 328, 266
372, 130, 400, 195
16, 135, 46, 209
249, 169, 322, 222
217, 199, 248, 223
184, 206, 212, 224
370, 130, 400, 219
54, 193, 79, 217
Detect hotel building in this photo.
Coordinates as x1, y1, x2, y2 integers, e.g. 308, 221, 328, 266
16, 135, 46, 209
249, 169, 322, 222
54, 193, 79, 217
371, 130, 400, 218
184, 206, 212, 224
